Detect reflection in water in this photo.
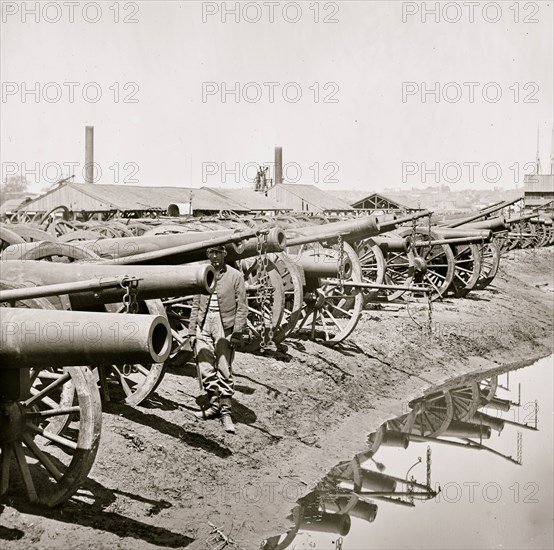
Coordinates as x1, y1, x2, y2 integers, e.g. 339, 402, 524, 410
263, 359, 547, 550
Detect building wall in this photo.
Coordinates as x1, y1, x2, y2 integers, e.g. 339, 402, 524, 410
20, 185, 112, 213
524, 175, 554, 206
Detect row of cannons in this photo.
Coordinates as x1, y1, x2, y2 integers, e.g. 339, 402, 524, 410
263, 369, 538, 549
0, 197, 550, 507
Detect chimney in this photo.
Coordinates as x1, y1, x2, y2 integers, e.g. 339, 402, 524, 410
274, 146, 283, 185
85, 125, 94, 184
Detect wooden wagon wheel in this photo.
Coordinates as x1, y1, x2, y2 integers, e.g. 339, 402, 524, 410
354, 239, 386, 304
290, 242, 364, 345
46, 218, 79, 238
478, 376, 498, 406
397, 228, 455, 302
271, 254, 305, 345
17, 241, 101, 262
447, 243, 483, 298
57, 229, 102, 243
0, 366, 102, 507
449, 383, 480, 421
102, 299, 169, 405
409, 391, 454, 437
124, 222, 150, 236
0, 282, 102, 507
473, 241, 501, 291
0, 225, 25, 254
5, 225, 57, 243
237, 258, 285, 352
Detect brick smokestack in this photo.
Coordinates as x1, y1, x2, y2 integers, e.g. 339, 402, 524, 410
275, 146, 283, 184
85, 126, 94, 184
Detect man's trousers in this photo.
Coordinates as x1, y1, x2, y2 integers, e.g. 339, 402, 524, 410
195, 311, 235, 398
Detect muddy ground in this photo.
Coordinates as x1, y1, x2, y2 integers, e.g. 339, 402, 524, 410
1, 247, 553, 549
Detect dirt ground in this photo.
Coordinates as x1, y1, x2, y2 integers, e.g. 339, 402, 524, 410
1, 248, 553, 550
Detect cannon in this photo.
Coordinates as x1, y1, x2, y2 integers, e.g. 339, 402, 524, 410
0, 302, 171, 507
1, 261, 214, 405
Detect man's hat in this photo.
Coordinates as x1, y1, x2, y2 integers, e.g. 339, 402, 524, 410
206, 245, 226, 254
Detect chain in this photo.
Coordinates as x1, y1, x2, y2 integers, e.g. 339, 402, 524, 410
337, 234, 345, 291
410, 216, 417, 252
426, 446, 432, 488
120, 277, 140, 377
121, 277, 140, 314
516, 431, 523, 464
426, 214, 433, 333
335, 537, 343, 550
255, 230, 274, 350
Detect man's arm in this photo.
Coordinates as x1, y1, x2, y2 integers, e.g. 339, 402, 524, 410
233, 272, 248, 333
188, 294, 201, 336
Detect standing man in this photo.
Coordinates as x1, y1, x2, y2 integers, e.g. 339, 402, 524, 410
187, 245, 248, 434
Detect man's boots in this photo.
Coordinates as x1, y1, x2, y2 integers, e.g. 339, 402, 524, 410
219, 396, 236, 434
194, 391, 220, 420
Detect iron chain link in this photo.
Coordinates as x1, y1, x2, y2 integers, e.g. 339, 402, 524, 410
255, 230, 275, 350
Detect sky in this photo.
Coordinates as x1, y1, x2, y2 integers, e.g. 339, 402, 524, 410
1, 0, 553, 194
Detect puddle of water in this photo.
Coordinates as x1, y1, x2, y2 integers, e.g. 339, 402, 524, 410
263, 355, 554, 550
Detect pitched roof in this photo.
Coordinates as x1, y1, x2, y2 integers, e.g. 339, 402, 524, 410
206, 187, 289, 211
272, 184, 353, 211
350, 192, 420, 210
19, 182, 252, 213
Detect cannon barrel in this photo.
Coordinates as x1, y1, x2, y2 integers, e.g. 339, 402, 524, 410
0, 275, 138, 303
299, 511, 351, 536
381, 430, 410, 448
225, 227, 286, 262
1, 230, 255, 265
446, 197, 523, 227
290, 247, 352, 279
78, 230, 244, 260
338, 469, 397, 493
1, 308, 171, 368
1, 260, 214, 307
505, 213, 539, 224
371, 237, 410, 254
442, 420, 491, 439
376, 210, 432, 232
287, 216, 381, 247
102, 227, 284, 265
463, 216, 507, 233
482, 396, 512, 412
474, 412, 505, 433
418, 227, 493, 241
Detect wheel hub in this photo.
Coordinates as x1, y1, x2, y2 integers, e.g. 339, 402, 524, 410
413, 256, 427, 274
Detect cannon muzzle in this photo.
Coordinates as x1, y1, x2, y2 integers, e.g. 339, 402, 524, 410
1, 260, 214, 307
225, 227, 287, 262
1, 308, 171, 368
299, 511, 351, 536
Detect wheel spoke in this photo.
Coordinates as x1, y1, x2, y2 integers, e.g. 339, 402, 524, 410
21, 433, 63, 481
13, 440, 38, 502
26, 423, 78, 450
24, 372, 71, 407
1, 443, 13, 495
